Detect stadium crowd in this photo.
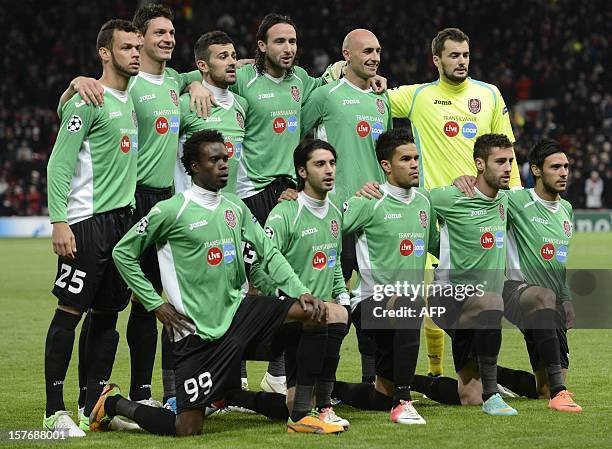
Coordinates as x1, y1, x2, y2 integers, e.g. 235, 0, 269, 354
1, 0, 610, 216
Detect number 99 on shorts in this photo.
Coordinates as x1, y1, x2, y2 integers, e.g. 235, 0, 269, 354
184, 372, 213, 403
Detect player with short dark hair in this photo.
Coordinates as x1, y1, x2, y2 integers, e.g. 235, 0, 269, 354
43, 19, 141, 437
87, 129, 343, 436
332, 128, 438, 424
251, 139, 350, 428
427, 133, 517, 416
386, 27, 522, 378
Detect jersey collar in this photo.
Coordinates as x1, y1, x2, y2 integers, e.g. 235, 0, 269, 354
103, 87, 129, 103
474, 187, 499, 201
189, 184, 221, 210
138, 71, 165, 85
529, 188, 560, 213
202, 79, 234, 110
380, 182, 415, 204
438, 77, 470, 94
298, 191, 329, 219
342, 77, 373, 94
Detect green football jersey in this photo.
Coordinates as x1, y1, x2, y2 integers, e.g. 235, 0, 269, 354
128, 68, 200, 188
507, 189, 573, 300
251, 192, 347, 301
430, 186, 508, 293
342, 183, 439, 309
112, 186, 309, 342
48, 88, 138, 224
175, 90, 248, 194
230, 64, 324, 198
301, 78, 393, 202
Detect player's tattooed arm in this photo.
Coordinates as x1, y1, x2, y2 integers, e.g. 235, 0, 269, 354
52, 222, 77, 259
59, 77, 105, 108
453, 175, 477, 197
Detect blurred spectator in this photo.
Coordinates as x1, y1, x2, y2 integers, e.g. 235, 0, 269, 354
585, 171, 604, 209
0, 0, 610, 215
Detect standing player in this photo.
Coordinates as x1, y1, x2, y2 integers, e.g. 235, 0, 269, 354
300, 28, 391, 384
251, 139, 350, 427
427, 133, 517, 416
43, 19, 141, 436
174, 31, 248, 195
454, 139, 582, 411
59, 5, 207, 411
332, 129, 438, 425
386, 27, 523, 377
90, 129, 344, 436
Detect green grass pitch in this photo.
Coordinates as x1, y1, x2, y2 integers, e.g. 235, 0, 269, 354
0, 233, 611, 448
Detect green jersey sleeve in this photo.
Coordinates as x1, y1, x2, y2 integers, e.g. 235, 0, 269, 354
179, 93, 200, 135
170, 68, 203, 93
239, 200, 310, 298
47, 96, 95, 223
300, 86, 325, 136
342, 196, 374, 235
112, 200, 176, 311
294, 65, 325, 102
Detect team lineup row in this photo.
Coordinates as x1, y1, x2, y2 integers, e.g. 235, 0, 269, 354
42, 5, 580, 439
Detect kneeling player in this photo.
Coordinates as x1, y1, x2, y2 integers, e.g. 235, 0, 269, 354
332, 129, 438, 424
90, 130, 344, 436
251, 139, 350, 428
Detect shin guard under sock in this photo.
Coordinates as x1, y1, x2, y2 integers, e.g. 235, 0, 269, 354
226, 389, 289, 420
411, 374, 461, 405
473, 310, 503, 401
161, 327, 175, 403
77, 313, 90, 409
316, 323, 346, 409
127, 301, 157, 401
528, 309, 565, 397
332, 381, 392, 410
392, 328, 420, 405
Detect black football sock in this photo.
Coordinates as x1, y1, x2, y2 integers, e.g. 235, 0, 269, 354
161, 327, 175, 403
316, 323, 346, 409
45, 309, 81, 416
127, 301, 157, 401
392, 328, 421, 406
266, 354, 285, 378
290, 326, 327, 421
280, 322, 302, 389
412, 374, 461, 405
332, 381, 392, 410
240, 360, 248, 382
528, 308, 565, 398
83, 312, 119, 416
356, 326, 376, 383
77, 312, 90, 409
226, 389, 289, 420
105, 395, 176, 436
473, 310, 503, 402
496, 366, 538, 399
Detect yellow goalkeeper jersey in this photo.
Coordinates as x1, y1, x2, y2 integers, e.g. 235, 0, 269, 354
389, 78, 521, 189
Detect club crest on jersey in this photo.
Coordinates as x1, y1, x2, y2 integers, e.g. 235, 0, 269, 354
236, 112, 245, 129
225, 210, 236, 228
131, 110, 138, 127
290, 85, 300, 102
419, 210, 428, 228
376, 98, 386, 114
499, 204, 505, 221
468, 98, 481, 114
330, 219, 339, 238
169, 89, 178, 106
563, 220, 572, 237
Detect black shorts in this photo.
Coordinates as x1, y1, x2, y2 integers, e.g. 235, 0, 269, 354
341, 233, 358, 281
502, 280, 570, 370
242, 176, 296, 225
52, 207, 132, 312
134, 185, 173, 292
173, 295, 296, 412
351, 302, 396, 382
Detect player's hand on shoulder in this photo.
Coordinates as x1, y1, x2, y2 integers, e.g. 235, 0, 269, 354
453, 175, 477, 197
72, 77, 104, 107
52, 222, 77, 259
278, 188, 298, 202
356, 181, 382, 199
188, 82, 216, 118
236, 58, 254, 69
154, 303, 195, 341
370, 75, 387, 93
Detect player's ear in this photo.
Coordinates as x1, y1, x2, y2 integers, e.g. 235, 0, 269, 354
530, 164, 541, 178
474, 157, 485, 173
257, 39, 266, 53
196, 59, 208, 74
342, 48, 350, 62
297, 165, 307, 181
380, 159, 392, 175
98, 46, 111, 63
432, 54, 440, 69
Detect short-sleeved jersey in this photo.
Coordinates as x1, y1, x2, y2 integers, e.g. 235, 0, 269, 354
389, 78, 521, 189
430, 185, 508, 293
128, 68, 200, 189
230, 64, 324, 198
112, 187, 309, 342
252, 192, 346, 300
342, 184, 439, 309
175, 91, 248, 194
506, 189, 573, 301
48, 89, 138, 224
301, 78, 392, 202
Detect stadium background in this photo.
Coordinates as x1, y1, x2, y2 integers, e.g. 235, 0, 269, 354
1, 0, 611, 220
